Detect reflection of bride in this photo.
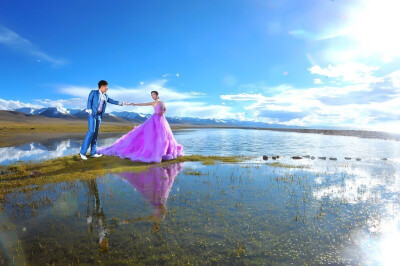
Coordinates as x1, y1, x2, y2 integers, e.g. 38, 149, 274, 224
117, 163, 182, 232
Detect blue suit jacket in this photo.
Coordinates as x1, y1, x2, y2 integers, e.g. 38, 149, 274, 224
87, 90, 122, 116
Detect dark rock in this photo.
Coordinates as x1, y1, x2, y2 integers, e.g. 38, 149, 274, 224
304, 155, 311, 158
382, 158, 388, 161
263, 155, 268, 160
30, 171, 42, 177
345, 157, 351, 160
272, 156, 277, 160
276, 155, 280, 159
311, 156, 315, 160
318, 157, 327, 160
292, 156, 302, 160
356, 158, 362, 161
329, 157, 337, 161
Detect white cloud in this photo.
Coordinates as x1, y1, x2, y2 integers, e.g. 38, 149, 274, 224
162, 73, 180, 78
288, 28, 347, 41
34, 98, 83, 111
44, 80, 239, 119
309, 62, 380, 83
189, 91, 206, 96
61, 80, 194, 103
313, 79, 324, 85
220, 68, 400, 129
0, 25, 66, 66
0, 98, 42, 110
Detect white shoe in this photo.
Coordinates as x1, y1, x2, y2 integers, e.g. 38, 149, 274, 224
90, 154, 103, 158
80, 153, 88, 160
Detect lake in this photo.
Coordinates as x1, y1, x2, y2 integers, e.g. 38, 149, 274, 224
1, 128, 399, 264
1, 128, 400, 165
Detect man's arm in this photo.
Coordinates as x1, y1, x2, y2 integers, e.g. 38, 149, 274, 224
107, 97, 123, 106
87, 90, 95, 109
86, 91, 95, 115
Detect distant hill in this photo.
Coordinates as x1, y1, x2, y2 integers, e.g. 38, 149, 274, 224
10, 107, 296, 128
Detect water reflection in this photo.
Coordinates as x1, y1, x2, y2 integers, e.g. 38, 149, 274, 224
1, 156, 400, 263
81, 163, 182, 253
116, 163, 182, 233
84, 179, 109, 253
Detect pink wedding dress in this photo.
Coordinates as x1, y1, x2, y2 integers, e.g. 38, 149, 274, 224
98, 102, 184, 163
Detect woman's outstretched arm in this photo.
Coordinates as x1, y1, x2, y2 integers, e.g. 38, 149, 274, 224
130, 102, 154, 106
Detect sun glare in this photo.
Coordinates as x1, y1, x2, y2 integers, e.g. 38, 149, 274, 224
349, 0, 400, 61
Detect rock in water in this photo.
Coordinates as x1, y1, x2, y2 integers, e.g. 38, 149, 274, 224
311, 156, 315, 160
292, 156, 302, 160
382, 158, 388, 161
345, 157, 351, 160
318, 157, 327, 160
356, 158, 362, 161
263, 155, 268, 160
329, 157, 337, 161
304, 155, 311, 158
272, 156, 277, 160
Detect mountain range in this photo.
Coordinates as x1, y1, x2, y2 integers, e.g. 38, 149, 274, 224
11, 107, 297, 128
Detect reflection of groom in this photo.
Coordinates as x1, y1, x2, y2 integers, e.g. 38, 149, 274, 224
79, 80, 127, 160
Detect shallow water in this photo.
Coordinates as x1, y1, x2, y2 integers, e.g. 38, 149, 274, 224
1, 128, 400, 165
1, 128, 400, 264
1, 158, 400, 264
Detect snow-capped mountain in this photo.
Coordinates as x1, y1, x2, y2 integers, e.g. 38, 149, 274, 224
110, 111, 151, 123
12, 107, 295, 128
15, 107, 73, 118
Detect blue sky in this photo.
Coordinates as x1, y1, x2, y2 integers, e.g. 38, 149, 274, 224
1, 0, 400, 131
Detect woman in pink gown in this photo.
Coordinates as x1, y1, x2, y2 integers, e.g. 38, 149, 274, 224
98, 91, 184, 163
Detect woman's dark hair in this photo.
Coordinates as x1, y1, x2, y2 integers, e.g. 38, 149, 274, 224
98, 80, 108, 88
151, 91, 159, 96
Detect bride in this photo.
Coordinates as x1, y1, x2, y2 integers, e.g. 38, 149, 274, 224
98, 91, 184, 163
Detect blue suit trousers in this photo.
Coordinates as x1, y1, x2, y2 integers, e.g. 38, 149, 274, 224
80, 114, 102, 156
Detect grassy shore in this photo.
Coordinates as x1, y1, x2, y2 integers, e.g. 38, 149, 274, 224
0, 155, 250, 202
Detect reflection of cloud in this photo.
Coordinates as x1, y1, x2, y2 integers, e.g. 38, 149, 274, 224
0, 25, 66, 66
312, 163, 398, 204
0, 140, 74, 164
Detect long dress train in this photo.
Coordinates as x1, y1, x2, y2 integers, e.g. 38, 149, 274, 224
98, 102, 184, 163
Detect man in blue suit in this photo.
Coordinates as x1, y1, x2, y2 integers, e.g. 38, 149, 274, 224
79, 80, 128, 160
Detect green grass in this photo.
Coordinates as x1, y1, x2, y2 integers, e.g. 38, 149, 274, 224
0, 155, 251, 201
267, 162, 309, 169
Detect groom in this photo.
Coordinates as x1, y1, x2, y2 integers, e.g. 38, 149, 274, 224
79, 80, 127, 160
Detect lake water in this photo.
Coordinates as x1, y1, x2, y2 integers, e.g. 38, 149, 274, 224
1, 128, 400, 264
1, 128, 400, 165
